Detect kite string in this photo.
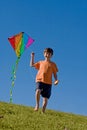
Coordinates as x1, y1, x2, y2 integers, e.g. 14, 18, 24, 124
10, 57, 20, 103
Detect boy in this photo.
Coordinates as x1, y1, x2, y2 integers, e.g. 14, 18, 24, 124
30, 48, 58, 113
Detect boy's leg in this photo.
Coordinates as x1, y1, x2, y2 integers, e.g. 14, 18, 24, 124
34, 89, 41, 111
42, 97, 48, 113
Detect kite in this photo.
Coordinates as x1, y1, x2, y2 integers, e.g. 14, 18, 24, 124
8, 32, 34, 103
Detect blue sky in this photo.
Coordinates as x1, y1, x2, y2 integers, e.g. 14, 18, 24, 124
0, 0, 87, 116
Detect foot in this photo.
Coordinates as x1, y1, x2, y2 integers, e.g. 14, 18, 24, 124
34, 106, 39, 111
42, 106, 46, 113
0, 115, 4, 118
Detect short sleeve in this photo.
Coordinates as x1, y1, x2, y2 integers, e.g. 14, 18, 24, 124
33, 61, 40, 70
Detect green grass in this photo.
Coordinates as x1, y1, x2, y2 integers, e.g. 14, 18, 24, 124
0, 102, 87, 130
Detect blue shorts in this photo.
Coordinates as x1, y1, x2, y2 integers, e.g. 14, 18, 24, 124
36, 82, 52, 99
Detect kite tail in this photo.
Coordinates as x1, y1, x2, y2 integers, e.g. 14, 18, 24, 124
10, 57, 20, 103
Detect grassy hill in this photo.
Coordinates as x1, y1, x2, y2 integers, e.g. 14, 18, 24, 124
0, 102, 87, 130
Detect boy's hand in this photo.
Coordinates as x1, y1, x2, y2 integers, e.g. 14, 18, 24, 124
31, 52, 35, 57
54, 80, 59, 85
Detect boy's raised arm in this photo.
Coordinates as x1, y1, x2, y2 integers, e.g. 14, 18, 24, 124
30, 52, 35, 67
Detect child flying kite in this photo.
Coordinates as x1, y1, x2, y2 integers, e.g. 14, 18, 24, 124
30, 48, 59, 113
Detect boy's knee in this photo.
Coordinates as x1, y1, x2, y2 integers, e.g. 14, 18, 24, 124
36, 89, 41, 94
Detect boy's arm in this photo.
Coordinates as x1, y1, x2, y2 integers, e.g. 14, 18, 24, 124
53, 73, 59, 85
30, 52, 35, 67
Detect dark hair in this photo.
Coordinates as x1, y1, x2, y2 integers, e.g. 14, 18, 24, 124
44, 48, 53, 55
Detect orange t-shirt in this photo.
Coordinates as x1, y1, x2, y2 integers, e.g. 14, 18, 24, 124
33, 60, 58, 85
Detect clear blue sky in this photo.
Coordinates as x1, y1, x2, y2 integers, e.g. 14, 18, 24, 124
0, 0, 87, 116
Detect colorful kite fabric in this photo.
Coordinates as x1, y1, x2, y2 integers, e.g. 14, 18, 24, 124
8, 32, 34, 103
8, 32, 34, 58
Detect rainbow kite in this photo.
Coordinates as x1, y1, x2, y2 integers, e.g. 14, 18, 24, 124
8, 32, 34, 103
